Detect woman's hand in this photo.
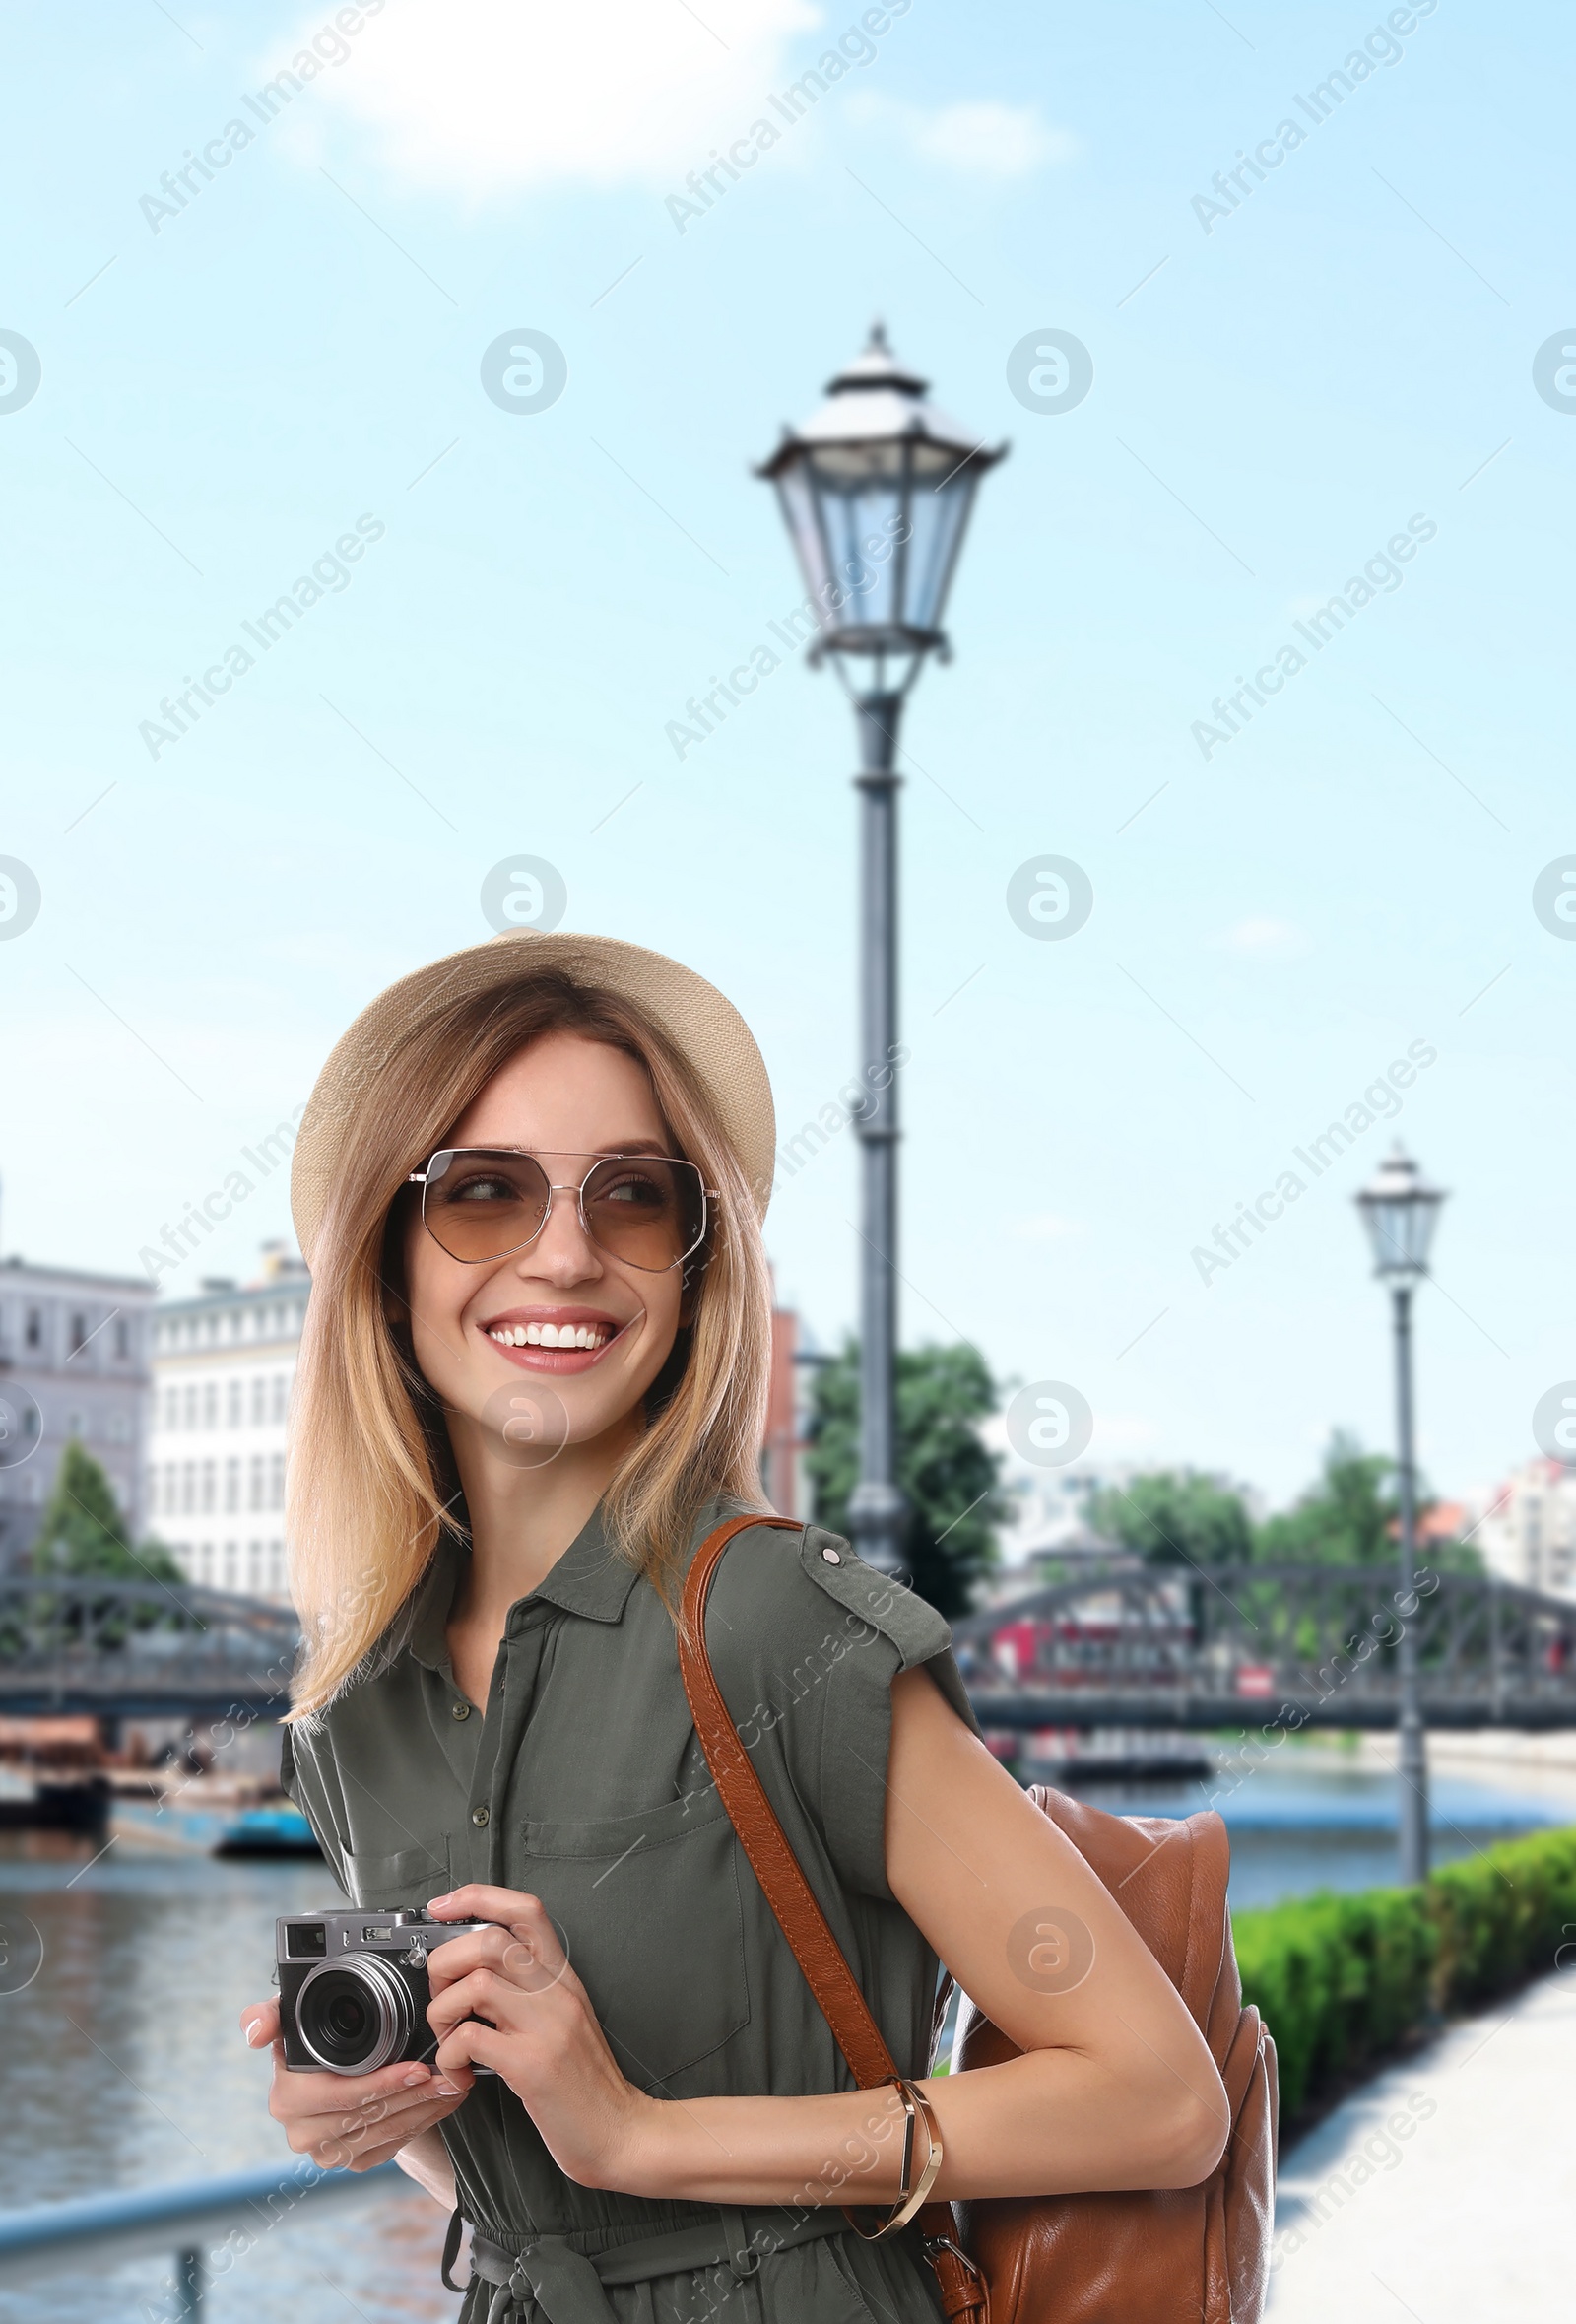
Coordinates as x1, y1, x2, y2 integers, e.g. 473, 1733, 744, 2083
240, 1997, 473, 2172
425, 1885, 658, 2191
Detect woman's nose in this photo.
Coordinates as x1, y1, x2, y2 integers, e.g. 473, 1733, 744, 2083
525, 1186, 603, 1280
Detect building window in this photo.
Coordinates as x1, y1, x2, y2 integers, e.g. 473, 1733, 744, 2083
247, 1541, 264, 1593
268, 1540, 286, 1594
182, 1385, 198, 1429
164, 1461, 177, 1510
181, 1462, 197, 1514
250, 1377, 266, 1426
270, 1374, 289, 1425
68, 1313, 87, 1354
202, 1383, 218, 1428
114, 1317, 130, 1361
200, 1460, 216, 1514
163, 1386, 178, 1429
224, 1542, 239, 1590
248, 1456, 265, 1510
225, 1457, 240, 1512
227, 1379, 242, 1428
25, 1308, 42, 1350
268, 1453, 285, 1510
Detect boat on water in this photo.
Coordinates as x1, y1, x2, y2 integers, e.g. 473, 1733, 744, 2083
107, 1771, 320, 1857
0, 1764, 106, 1832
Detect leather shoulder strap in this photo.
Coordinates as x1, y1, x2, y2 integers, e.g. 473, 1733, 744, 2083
678, 1513, 899, 2092
682, 1519, 991, 2324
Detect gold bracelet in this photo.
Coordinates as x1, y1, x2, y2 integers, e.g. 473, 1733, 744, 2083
848, 2078, 945, 2242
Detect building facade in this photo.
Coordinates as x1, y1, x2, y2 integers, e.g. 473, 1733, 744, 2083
1474, 1459, 1576, 1600
0, 1256, 155, 1572
147, 1242, 308, 1601
763, 1303, 817, 1520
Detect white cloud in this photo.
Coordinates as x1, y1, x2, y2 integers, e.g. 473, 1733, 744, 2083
845, 94, 1077, 178
271, 0, 823, 199
1215, 917, 1308, 958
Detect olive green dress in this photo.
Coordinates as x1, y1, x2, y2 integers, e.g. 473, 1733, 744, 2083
281, 1500, 980, 2324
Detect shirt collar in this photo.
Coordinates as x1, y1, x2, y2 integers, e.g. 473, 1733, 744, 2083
405, 1499, 642, 1671
526, 1499, 643, 1627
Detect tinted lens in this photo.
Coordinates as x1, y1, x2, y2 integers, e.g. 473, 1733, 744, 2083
582, 1157, 705, 1272
423, 1149, 551, 1263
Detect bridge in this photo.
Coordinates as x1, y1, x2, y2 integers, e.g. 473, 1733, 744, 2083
0, 1575, 300, 1722
2, 1562, 1575, 1732
952, 1561, 1576, 1731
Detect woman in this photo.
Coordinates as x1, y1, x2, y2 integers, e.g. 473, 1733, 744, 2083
240, 927, 1227, 2323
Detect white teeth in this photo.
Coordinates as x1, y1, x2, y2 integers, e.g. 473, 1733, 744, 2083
489, 1321, 610, 1351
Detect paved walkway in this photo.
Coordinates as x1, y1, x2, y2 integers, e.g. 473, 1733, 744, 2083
1267, 1965, 1576, 2322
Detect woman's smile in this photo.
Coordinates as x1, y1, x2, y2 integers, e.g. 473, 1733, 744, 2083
478, 1302, 634, 1374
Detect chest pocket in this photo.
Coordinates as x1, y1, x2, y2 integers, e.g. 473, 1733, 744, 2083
341, 1837, 451, 1909
520, 1786, 750, 2090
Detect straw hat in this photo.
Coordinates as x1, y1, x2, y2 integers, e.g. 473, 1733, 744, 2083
290, 928, 776, 1264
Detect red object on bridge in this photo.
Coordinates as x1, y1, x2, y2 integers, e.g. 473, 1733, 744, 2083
1234, 1665, 1275, 1697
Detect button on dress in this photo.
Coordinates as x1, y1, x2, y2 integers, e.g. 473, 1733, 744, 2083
281, 1500, 980, 2324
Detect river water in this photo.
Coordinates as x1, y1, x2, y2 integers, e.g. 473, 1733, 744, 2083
2, 1746, 1573, 2324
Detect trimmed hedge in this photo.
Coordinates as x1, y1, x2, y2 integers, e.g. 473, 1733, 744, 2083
1232, 1824, 1576, 2120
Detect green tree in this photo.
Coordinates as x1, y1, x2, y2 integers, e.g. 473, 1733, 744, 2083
805, 1341, 1004, 1617
1254, 1430, 1482, 1576
1255, 1432, 1395, 1565
31, 1441, 183, 1583
1089, 1470, 1254, 1569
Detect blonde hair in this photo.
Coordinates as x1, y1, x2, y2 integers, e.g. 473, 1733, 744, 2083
286, 969, 772, 1716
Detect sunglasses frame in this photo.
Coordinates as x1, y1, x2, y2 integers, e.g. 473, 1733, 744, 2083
406, 1147, 716, 1275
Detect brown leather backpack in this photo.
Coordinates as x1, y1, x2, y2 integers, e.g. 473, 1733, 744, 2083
680, 1516, 1279, 2324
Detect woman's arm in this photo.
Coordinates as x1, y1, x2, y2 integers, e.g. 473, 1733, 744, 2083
393, 2126, 458, 2208
424, 1667, 1229, 2207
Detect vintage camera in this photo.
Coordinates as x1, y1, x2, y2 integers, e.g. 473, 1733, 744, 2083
276, 1906, 489, 2076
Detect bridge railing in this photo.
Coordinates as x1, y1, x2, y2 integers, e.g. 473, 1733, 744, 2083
951, 1560, 1576, 1729
0, 2158, 410, 2315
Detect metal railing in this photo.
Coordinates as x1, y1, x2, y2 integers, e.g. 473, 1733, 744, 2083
0, 2157, 407, 2316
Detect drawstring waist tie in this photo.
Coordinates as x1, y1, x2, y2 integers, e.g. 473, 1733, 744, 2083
453, 2203, 855, 2324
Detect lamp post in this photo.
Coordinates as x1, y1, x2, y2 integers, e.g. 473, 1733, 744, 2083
1355, 1144, 1448, 1886
757, 326, 1005, 1572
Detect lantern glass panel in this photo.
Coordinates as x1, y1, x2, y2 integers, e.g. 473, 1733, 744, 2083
1359, 1187, 1442, 1277
901, 444, 980, 637
804, 445, 906, 633
774, 463, 836, 617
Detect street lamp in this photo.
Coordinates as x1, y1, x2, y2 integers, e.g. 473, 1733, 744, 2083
1355, 1143, 1448, 1885
757, 325, 1005, 1572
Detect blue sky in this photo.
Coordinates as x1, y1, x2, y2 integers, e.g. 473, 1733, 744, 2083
2, 0, 1572, 1510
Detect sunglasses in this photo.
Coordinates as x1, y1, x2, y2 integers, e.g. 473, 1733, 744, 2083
407, 1148, 712, 1275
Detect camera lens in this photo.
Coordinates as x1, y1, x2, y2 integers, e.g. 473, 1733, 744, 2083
296, 1955, 415, 2075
